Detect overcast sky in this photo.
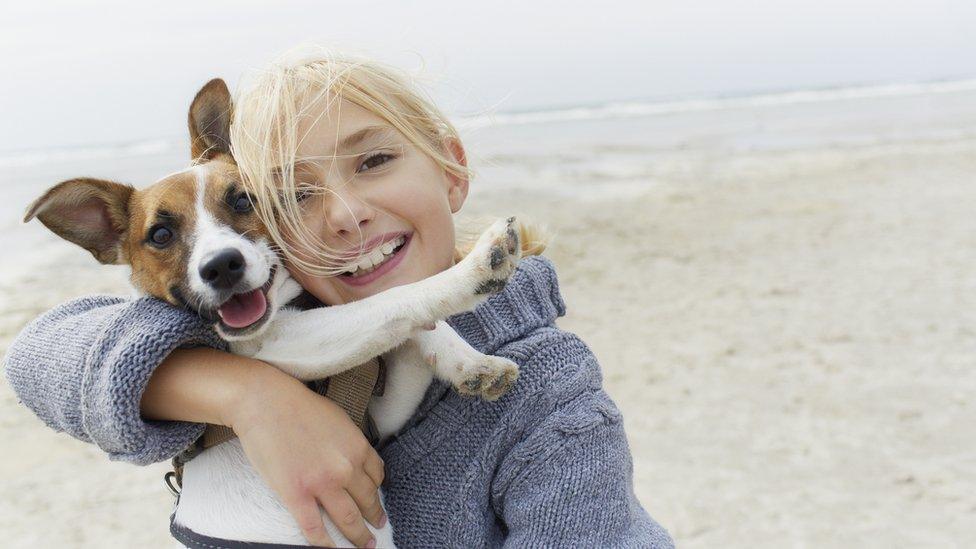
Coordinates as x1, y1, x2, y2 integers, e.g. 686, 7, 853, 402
1, 0, 974, 152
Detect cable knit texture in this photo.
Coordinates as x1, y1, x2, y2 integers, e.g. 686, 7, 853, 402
3, 256, 672, 547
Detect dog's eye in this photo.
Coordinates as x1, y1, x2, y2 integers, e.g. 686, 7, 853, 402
148, 226, 174, 248
232, 194, 253, 214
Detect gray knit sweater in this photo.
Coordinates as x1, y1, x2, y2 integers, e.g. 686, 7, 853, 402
4, 256, 673, 548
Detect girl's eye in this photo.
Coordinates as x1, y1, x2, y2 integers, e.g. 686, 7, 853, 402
149, 226, 174, 247
295, 187, 314, 202
232, 194, 253, 213
357, 152, 395, 173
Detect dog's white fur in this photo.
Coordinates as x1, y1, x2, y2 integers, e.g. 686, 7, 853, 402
171, 167, 521, 547
187, 166, 276, 301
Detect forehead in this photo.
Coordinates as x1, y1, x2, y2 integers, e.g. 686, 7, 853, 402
137, 171, 196, 208
295, 97, 398, 159
136, 163, 238, 212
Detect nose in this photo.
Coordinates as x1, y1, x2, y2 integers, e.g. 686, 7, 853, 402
325, 187, 374, 237
199, 248, 246, 289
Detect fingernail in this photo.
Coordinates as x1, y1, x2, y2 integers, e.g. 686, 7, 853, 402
379, 513, 388, 528
366, 538, 377, 549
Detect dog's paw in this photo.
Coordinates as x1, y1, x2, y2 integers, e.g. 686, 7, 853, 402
468, 217, 521, 296
438, 353, 519, 401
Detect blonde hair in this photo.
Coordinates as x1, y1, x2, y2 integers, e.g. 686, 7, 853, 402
231, 47, 545, 276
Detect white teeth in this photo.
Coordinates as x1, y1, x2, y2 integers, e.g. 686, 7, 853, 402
368, 247, 384, 266
341, 235, 406, 277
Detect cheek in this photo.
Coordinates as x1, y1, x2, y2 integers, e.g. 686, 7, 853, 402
432, 220, 457, 268
281, 217, 325, 268
130, 249, 189, 302
239, 215, 270, 241
413, 212, 455, 268
412, 209, 457, 274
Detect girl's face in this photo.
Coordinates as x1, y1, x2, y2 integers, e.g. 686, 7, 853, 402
284, 98, 468, 305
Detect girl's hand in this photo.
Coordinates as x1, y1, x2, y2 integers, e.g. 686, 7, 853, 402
223, 365, 387, 548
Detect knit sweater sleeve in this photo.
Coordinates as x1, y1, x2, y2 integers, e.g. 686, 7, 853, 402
3, 295, 227, 465
497, 401, 673, 548
491, 334, 674, 548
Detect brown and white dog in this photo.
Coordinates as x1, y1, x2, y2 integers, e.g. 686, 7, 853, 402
25, 79, 522, 547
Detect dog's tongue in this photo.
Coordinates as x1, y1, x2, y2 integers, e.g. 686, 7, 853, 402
217, 289, 267, 329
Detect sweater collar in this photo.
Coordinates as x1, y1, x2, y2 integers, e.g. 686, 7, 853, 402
447, 255, 566, 355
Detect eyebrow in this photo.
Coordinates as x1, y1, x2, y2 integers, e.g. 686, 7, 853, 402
271, 126, 399, 176
337, 125, 398, 153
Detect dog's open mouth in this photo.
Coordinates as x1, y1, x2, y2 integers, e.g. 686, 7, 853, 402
217, 288, 267, 329
216, 266, 276, 332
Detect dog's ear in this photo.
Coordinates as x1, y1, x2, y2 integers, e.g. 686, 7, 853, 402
24, 178, 134, 265
189, 78, 233, 161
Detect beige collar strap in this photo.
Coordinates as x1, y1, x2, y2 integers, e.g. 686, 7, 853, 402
324, 357, 384, 432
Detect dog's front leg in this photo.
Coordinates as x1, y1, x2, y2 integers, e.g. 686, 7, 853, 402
230, 304, 418, 380
232, 218, 522, 381
408, 321, 519, 401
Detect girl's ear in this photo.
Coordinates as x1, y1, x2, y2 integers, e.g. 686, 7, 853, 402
445, 137, 469, 214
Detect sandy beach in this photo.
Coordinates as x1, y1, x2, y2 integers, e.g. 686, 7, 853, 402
3, 85, 976, 547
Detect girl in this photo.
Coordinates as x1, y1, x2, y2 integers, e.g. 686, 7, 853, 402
5, 49, 673, 548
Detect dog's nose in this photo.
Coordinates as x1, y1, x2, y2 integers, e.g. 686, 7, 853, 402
199, 249, 246, 289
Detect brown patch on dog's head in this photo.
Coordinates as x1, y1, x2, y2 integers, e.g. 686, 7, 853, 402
201, 161, 268, 238
123, 173, 199, 304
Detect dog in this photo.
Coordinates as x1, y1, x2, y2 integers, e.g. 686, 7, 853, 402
25, 79, 524, 547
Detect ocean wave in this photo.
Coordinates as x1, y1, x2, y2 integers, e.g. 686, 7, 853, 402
458, 78, 976, 129
0, 139, 177, 169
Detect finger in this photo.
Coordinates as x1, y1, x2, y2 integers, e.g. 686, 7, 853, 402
320, 490, 374, 548
364, 451, 385, 488
284, 496, 335, 548
348, 468, 385, 529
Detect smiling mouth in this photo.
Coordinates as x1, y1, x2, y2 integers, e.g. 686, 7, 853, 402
336, 233, 411, 288
338, 235, 408, 278
216, 266, 276, 331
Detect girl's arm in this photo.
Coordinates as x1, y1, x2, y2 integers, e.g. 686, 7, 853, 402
4, 295, 385, 548
147, 348, 386, 548
4, 295, 222, 462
